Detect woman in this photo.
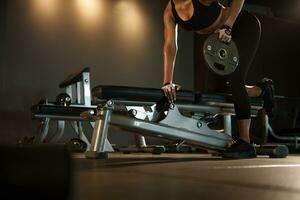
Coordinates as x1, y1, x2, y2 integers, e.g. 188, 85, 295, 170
162, 0, 275, 158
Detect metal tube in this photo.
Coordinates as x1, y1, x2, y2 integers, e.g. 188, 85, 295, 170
76, 82, 81, 104
89, 109, 111, 152
39, 118, 50, 142
110, 114, 229, 150
135, 135, 147, 148
66, 86, 73, 103
49, 120, 65, 142
268, 124, 300, 141
223, 114, 232, 136
82, 72, 91, 106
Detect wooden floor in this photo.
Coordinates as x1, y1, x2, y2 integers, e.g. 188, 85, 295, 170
71, 153, 300, 200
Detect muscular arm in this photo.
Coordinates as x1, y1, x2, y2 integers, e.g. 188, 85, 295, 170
224, 0, 245, 27
163, 1, 178, 85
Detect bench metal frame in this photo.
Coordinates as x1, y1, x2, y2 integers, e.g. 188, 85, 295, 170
85, 99, 262, 159
35, 68, 299, 158
35, 69, 93, 149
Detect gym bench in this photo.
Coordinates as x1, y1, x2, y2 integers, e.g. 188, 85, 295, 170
31, 68, 114, 152
84, 85, 264, 159
31, 68, 288, 158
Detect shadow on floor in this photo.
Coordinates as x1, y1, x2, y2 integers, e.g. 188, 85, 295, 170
73, 156, 223, 170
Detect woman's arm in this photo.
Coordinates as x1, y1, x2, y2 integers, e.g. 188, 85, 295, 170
224, 0, 245, 27
218, 0, 245, 42
162, 1, 178, 102
163, 1, 177, 85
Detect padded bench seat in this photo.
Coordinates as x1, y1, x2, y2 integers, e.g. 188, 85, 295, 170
92, 85, 263, 107
92, 85, 194, 103
31, 86, 263, 120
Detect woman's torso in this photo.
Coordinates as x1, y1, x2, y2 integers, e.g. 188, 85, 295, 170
171, 0, 230, 34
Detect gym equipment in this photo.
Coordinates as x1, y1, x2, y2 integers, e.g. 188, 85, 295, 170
31, 69, 289, 159
85, 85, 288, 159
258, 97, 300, 150
31, 68, 149, 153
55, 93, 72, 106
31, 68, 95, 149
255, 144, 289, 158
203, 33, 239, 76
0, 145, 71, 200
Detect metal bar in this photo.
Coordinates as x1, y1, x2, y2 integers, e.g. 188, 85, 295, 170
82, 72, 91, 106
108, 100, 261, 110
76, 82, 82, 104
135, 135, 147, 148
103, 100, 260, 113
202, 101, 262, 110
34, 114, 89, 121
94, 100, 259, 117
70, 121, 79, 135
32, 102, 97, 108
102, 100, 156, 107
39, 118, 50, 143
268, 123, 300, 141
66, 86, 73, 103
49, 120, 65, 142
176, 103, 259, 116
223, 114, 232, 136
109, 114, 229, 150
89, 109, 112, 152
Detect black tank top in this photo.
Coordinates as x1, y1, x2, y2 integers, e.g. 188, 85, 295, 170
171, 0, 221, 31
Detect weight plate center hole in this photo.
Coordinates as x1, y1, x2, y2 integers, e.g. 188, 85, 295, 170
218, 49, 228, 60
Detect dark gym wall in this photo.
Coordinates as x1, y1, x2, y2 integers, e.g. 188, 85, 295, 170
0, 1, 8, 143
0, 1, 7, 90
0, 0, 194, 144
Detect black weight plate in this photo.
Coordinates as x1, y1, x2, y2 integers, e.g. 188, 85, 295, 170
203, 33, 239, 76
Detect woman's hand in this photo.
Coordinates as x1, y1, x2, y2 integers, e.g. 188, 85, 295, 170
161, 83, 181, 103
218, 25, 232, 43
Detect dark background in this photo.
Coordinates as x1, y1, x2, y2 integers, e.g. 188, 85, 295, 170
0, 0, 193, 144
0, 0, 300, 144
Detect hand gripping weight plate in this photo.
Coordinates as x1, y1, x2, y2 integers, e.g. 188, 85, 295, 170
203, 33, 239, 76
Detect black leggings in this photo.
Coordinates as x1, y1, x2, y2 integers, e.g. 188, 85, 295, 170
225, 11, 261, 119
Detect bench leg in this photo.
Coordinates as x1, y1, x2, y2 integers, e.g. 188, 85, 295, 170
38, 118, 50, 143
85, 108, 113, 159
38, 119, 65, 143
223, 114, 232, 136
135, 135, 147, 148
49, 120, 65, 142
